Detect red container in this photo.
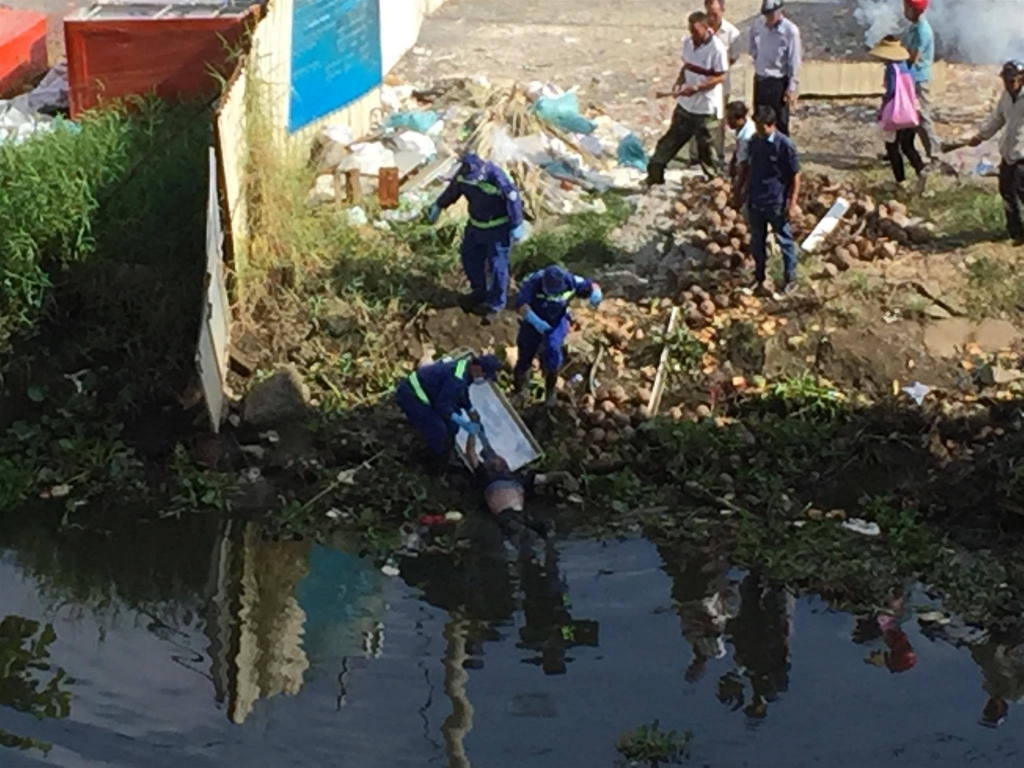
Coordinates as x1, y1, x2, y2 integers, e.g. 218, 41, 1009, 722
0, 7, 48, 96
64, 2, 259, 118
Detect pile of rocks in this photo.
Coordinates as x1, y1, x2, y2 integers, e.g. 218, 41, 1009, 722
800, 174, 936, 270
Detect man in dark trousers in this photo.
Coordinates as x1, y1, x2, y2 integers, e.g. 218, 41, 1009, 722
968, 61, 1024, 245
736, 106, 801, 295
748, 0, 802, 136
646, 10, 729, 184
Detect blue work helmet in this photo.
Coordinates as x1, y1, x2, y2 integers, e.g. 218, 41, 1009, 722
473, 354, 501, 381
459, 152, 486, 179
542, 265, 569, 293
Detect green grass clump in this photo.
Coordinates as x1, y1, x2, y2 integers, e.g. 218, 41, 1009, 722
512, 192, 631, 277
616, 721, 692, 766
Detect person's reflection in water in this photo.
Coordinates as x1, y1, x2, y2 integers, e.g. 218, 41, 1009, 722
517, 542, 598, 674
664, 555, 734, 684
971, 636, 1024, 728
717, 571, 792, 721
854, 594, 917, 675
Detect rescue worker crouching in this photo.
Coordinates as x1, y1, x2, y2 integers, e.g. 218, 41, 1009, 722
513, 265, 602, 407
427, 153, 528, 323
395, 354, 501, 462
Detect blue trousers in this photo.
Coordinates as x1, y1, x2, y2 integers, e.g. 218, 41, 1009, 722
461, 227, 510, 313
395, 381, 454, 456
748, 204, 798, 283
514, 317, 571, 376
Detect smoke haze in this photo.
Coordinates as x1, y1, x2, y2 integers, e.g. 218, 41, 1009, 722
854, 0, 1024, 64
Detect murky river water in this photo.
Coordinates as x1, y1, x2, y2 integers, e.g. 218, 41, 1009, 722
1, 519, 1022, 767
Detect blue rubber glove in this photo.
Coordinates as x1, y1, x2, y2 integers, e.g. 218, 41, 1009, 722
450, 413, 482, 435
589, 285, 603, 308
510, 222, 529, 243
427, 204, 441, 224
524, 308, 553, 335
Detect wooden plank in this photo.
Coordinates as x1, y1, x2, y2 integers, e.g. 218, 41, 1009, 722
647, 306, 681, 418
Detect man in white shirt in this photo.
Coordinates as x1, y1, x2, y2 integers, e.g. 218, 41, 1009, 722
647, 10, 729, 184
688, 0, 741, 163
968, 60, 1024, 244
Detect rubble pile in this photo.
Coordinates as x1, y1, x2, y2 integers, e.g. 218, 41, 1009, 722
310, 77, 653, 221
799, 174, 937, 268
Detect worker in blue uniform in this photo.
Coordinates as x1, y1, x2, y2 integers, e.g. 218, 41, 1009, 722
395, 354, 501, 459
513, 265, 602, 407
427, 153, 527, 321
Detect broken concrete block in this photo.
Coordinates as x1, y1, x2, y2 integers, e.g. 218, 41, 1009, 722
242, 365, 310, 427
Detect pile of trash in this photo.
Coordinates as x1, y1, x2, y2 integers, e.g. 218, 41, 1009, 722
0, 61, 72, 146
307, 77, 654, 222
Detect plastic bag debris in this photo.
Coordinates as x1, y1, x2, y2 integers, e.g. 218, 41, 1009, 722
339, 142, 396, 176
841, 518, 882, 536
385, 110, 440, 133
308, 175, 337, 205
26, 61, 69, 112
902, 381, 931, 405
322, 125, 355, 146
532, 91, 597, 135
616, 133, 648, 171
392, 129, 436, 159
346, 206, 369, 226
0, 98, 76, 146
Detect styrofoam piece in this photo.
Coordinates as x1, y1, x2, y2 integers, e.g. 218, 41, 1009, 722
454, 381, 542, 472
801, 197, 850, 253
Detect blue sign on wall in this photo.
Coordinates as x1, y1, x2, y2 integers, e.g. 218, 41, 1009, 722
289, 0, 383, 133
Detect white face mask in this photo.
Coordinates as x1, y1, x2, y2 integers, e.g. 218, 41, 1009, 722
473, 376, 486, 384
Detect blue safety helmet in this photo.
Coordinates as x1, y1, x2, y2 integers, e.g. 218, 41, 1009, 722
472, 354, 501, 381
542, 265, 569, 293
459, 152, 487, 180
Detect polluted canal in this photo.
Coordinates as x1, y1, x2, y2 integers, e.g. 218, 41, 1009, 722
2, 518, 1022, 768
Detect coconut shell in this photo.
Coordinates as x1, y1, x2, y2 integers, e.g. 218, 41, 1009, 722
706, 242, 722, 256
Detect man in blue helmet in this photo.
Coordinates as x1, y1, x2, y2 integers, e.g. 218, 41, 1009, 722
396, 353, 502, 460
427, 154, 528, 322
513, 265, 602, 407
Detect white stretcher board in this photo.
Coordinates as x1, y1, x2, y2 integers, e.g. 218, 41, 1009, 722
445, 349, 542, 472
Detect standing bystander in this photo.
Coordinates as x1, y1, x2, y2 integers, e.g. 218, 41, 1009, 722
871, 36, 927, 191
736, 106, 801, 294
749, 0, 802, 137
647, 11, 729, 184
966, 61, 1024, 245
726, 101, 756, 202
901, 0, 942, 162
687, 0, 741, 163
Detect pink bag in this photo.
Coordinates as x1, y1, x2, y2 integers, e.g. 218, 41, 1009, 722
880, 66, 920, 132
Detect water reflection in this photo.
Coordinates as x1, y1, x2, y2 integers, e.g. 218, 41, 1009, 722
717, 571, 793, 721
972, 636, 1024, 728
0, 615, 72, 755
3, 521, 1024, 766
